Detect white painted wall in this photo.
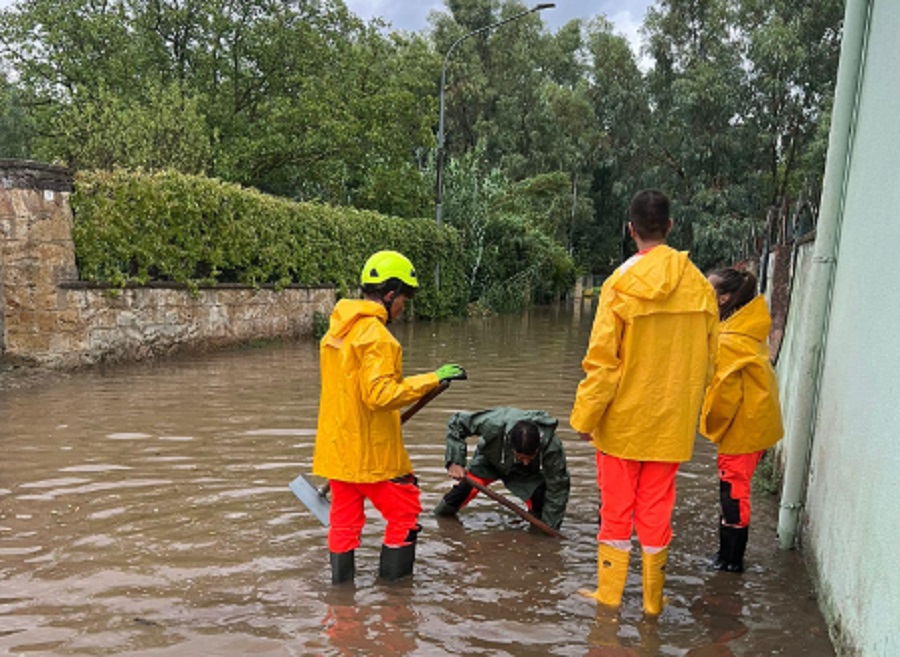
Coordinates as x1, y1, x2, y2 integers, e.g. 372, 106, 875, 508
787, 1, 900, 654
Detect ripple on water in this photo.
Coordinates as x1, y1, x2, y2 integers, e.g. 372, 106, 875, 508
0, 308, 838, 657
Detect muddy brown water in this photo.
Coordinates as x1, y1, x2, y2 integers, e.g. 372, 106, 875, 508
1, 304, 834, 656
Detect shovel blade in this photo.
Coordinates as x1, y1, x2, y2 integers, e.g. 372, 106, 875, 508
289, 473, 330, 527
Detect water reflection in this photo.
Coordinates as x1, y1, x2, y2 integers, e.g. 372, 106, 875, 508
0, 304, 833, 656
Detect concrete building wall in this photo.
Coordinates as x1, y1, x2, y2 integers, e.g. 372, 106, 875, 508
775, 1, 900, 654
773, 240, 817, 440
805, 2, 900, 653
0, 160, 335, 368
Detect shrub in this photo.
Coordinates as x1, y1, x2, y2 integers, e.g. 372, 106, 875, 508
71, 169, 466, 318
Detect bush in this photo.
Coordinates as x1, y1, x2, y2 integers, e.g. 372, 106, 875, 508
71, 169, 467, 318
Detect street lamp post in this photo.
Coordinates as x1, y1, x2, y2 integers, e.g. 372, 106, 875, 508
434, 3, 555, 288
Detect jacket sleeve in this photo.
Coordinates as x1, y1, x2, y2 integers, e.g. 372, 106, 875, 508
444, 411, 480, 468
359, 328, 440, 412
700, 368, 743, 444
540, 439, 571, 530
706, 313, 720, 387
444, 409, 507, 468
570, 283, 625, 434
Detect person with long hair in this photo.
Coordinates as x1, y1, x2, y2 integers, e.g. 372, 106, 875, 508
701, 267, 784, 572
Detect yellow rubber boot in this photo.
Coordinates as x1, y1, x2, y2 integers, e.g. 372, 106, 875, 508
641, 548, 668, 615
578, 544, 630, 608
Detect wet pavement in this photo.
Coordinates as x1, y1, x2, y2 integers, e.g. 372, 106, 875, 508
0, 304, 835, 655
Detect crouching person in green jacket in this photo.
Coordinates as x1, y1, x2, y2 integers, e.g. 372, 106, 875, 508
433, 408, 570, 530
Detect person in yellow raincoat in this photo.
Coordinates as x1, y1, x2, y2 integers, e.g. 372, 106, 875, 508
700, 267, 783, 572
312, 250, 466, 584
570, 189, 718, 615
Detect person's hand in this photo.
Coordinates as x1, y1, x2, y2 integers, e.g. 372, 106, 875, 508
435, 363, 467, 383
447, 464, 467, 480
578, 432, 594, 442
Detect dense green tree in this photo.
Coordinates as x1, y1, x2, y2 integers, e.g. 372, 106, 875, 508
0, 0, 843, 306
0, 71, 31, 158
0, 0, 437, 203
580, 18, 650, 274
38, 81, 212, 172
640, 0, 841, 269
735, 0, 844, 205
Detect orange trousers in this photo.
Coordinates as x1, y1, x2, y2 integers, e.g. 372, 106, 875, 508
327, 476, 421, 553
596, 453, 679, 548
444, 472, 541, 515
718, 451, 765, 528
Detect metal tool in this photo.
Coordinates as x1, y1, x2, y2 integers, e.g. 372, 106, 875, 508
290, 381, 451, 525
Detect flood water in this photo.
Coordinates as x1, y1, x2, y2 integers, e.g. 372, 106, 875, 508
1, 303, 835, 656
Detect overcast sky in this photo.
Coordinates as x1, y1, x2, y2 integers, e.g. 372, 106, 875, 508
0, 0, 656, 54
347, 0, 656, 51
0, 0, 656, 43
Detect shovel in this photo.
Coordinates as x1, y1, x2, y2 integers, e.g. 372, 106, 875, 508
290, 381, 450, 526
463, 474, 565, 539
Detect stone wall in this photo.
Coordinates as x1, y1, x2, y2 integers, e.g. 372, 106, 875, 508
0, 160, 335, 368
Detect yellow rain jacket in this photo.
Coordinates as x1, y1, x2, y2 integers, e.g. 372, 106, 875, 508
700, 295, 784, 454
571, 245, 718, 462
312, 299, 441, 483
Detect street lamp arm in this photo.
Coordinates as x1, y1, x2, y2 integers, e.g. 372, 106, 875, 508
437, 3, 556, 154
443, 6, 535, 70
444, 3, 556, 65
433, 2, 555, 288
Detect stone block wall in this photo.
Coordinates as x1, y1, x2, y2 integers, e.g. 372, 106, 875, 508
0, 160, 335, 368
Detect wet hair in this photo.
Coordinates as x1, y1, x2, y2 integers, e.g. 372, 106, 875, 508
509, 420, 541, 457
628, 189, 671, 240
709, 267, 758, 320
362, 278, 417, 300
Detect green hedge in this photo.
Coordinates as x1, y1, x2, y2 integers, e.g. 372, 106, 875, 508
70, 169, 466, 318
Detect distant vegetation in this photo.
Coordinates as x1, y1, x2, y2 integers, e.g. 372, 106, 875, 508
0, 0, 843, 311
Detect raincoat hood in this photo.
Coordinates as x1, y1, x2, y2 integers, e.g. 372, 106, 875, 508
612, 245, 691, 301
326, 298, 387, 339
609, 246, 718, 322
700, 294, 783, 454
721, 295, 771, 342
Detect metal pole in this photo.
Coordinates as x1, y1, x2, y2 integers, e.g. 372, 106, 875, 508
434, 3, 555, 289
776, 0, 871, 550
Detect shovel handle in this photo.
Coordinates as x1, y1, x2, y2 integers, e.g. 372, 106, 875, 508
401, 381, 450, 423
318, 381, 451, 499
464, 474, 565, 539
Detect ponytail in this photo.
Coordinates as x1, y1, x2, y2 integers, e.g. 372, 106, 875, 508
709, 267, 757, 320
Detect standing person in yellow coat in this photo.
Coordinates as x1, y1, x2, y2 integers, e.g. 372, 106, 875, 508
570, 189, 718, 615
312, 250, 467, 584
700, 267, 783, 572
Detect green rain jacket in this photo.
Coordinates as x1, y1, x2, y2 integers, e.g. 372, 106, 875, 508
444, 407, 571, 529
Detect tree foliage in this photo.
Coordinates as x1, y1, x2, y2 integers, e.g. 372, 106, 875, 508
71, 168, 467, 317
0, 0, 843, 303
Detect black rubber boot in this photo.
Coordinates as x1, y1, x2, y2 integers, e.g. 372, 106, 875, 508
379, 543, 416, 581
441, 478, 474, 510
713, 525, 749, 572
433, 499, 459, 517
330, 550, 355, 584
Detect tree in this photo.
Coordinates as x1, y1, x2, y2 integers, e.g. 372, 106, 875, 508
642, 0, 766, 267
0, 0, 439, 206
42, 81, 212, 172
736, 0, 844, 205
0, 72, 32, 158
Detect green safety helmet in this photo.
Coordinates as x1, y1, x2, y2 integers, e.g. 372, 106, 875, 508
360, 250, 419, 289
